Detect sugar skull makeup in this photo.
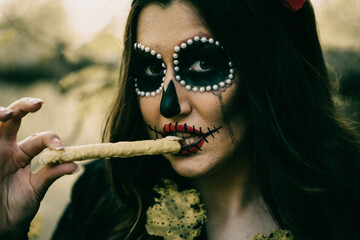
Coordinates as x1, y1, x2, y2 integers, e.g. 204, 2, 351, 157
136, 1, 248, 178
173, 36, 234, 92
133, 43, 165, 97
133, 36, 234, 97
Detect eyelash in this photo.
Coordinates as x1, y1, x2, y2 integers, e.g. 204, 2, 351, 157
188, 60, 214, 73
144, 64, 164, 76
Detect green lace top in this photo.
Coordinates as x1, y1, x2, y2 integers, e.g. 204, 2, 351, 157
145, 179, 293, 240
251, 229, 293, 240
51, 161, 294, 240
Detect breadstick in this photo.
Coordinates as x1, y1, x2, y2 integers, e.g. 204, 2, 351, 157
38, 136, 182, 165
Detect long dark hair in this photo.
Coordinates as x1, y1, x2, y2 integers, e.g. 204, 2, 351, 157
103, 0, 360, 239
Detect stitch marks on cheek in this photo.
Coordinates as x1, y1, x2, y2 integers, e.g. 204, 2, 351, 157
148, 125, 162, 139
212, 90, 236, 145
147, 124, 222, 155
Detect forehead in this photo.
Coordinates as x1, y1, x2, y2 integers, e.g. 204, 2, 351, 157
136, 1, 211, 51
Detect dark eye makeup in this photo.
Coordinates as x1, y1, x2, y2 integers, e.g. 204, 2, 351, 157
132, 46, 165, 96
132, 36, 234, 97
173, 36, 234, 92
188, 59, 214, 73
175, 41, 229, 87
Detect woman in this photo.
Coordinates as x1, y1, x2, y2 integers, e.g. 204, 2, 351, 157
1, 0, 359, 239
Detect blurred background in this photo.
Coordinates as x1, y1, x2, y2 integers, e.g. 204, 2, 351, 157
0, 0, 359, 239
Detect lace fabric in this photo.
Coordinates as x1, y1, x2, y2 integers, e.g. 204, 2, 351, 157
146, 179, 293, 240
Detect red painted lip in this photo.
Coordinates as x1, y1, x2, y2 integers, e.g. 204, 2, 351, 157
162, 123, 205, 155
161, 123, 202, 136
179, 138, 206, 155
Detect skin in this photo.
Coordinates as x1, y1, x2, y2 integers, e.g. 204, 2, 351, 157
0, 98, 78, 239
137, 2, 277, 239
137, 2, 246, 178
0, 2, 276, 239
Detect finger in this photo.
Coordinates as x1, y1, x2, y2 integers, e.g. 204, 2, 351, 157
0, 98, 44, 141
7, 97, 44, 119
18, 131, 64, 163
30, 162, 80, 199
0, 107, 14, 121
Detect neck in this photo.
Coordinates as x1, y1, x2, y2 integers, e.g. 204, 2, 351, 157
195, 154, 277, 240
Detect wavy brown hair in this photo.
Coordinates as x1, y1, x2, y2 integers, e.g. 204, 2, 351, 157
102, 0, 360, 239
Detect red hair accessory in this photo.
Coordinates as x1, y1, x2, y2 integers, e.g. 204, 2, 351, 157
280, 0, 306, 12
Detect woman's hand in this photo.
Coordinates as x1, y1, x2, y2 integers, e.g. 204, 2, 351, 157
0, 98, 79, 239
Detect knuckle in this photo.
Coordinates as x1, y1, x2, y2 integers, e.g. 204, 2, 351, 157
20, 97, 31, 103
30, 133, 39, 138
29, 131, 59, 140
43, 131, 60, 139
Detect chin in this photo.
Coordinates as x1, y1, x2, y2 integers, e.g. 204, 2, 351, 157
165, 154, 218, 178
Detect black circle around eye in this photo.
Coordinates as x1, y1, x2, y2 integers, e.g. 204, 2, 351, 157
145, 64, 163, 76
135, 62, 164, 92
176, 40, 230, 87
189, 60, 214, 73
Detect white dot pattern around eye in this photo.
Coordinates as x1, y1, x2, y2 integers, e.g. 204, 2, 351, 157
173, 36, 234, 93
133, 42, 164, 97
134, 36, 235, 97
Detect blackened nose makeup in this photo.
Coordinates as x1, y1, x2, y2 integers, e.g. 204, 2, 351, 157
160, 80, 181, 118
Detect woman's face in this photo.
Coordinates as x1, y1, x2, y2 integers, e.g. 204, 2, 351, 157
135, 1, 247, 178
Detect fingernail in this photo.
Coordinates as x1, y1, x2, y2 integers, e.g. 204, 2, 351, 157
71, 164, 81, 174
52, 138, 64, 150
29, 98, 43, 105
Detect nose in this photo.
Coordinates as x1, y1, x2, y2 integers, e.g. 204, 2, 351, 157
160, 79, 181, 118
160, 61, 192, 118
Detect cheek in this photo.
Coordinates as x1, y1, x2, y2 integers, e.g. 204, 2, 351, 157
192, 95, 221, 121
192, 83, 245, 142
218, 84, 248, 145
191, 83, 238, 121
139, 97, 161, 124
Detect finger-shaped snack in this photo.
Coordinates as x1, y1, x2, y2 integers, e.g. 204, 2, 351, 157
38, 136, 181, 165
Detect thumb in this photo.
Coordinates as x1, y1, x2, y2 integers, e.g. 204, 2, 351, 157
30, 162, 80, 199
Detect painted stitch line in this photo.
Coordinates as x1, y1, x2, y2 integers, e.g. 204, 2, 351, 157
207, 127, 215, 138
179, 126, 222, 154
175, 122, 178, 131
154, 125, 158, 139
147, 125, 163, 138
147, 124, 222, 155
149, 124, 222, 139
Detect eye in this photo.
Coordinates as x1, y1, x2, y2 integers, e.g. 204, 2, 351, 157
144, 64, 163, 76
189, 60, 214, 73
